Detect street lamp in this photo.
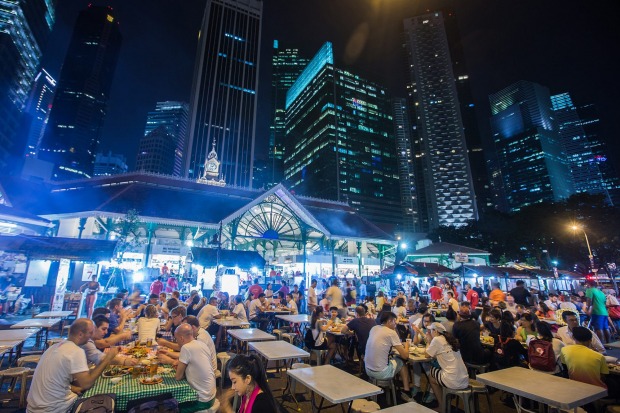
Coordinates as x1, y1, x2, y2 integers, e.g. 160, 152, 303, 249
570, 224, 595, 271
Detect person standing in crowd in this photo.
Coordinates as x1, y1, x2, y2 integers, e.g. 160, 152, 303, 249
586, 281, 611, 343
220, 355, 281, 413
27, 319, 118, 413
166, 275, 178, 293
509, 280, 531, 306
248, 279, 263, 300
359, 280, 367, 302
428, 281, 443, 303
464, 283, 479, 309
161, 262, 169, 276
410, 280, 420, 300
326, 278, 346, 319
473, 282, 485, 297
489, 282, 506, 305
276, 280, 289, 297
150, 276, 164, 296
80, 274, 100, 319
308, 279, 318, 314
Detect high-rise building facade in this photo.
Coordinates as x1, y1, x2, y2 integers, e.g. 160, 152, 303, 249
144, 101, 188, 177
284, 42, 402, 228
0, 0, 55, 171
38, 5, 121, 180
268, 41, 309, 187
392, 98, 418, 233
94, 151, 128, 176
489, 80, 575, 211
185, 0, 262, 187
23, 68, 56, 158
551, 92, 607, 198
403, 12, 478, 229
135, 126, 176, 175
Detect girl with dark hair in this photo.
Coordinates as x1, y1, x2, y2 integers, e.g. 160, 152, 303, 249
311, 306, 336, 364
424, 322, 469, 410
442, 306, 457, 334
536, 302, 555, 319
533, 321, 565, 374
516, 313, 537, 342
494, 320, 528, 369
221, 354, 281, 413
412, 313, 435, 346
392, 297, 407, 319
483, 309, 503, 337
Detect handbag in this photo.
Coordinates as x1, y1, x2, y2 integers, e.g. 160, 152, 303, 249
608, 305, 620, 320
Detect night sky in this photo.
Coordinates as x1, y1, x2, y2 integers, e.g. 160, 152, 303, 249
42, 1, 620, 170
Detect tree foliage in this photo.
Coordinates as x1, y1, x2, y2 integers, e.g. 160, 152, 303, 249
427, 194, 620, 272
113, 209, 145, 263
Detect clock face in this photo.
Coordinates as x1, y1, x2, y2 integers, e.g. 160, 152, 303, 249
206, 162, 218, 172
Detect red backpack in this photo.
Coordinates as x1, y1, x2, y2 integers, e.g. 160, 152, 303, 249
528, 339, 556, 371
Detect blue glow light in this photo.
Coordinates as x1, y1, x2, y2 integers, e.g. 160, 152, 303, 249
286, 42, 334, 109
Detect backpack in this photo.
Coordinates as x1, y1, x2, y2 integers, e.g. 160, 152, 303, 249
72, 394, 115, 413
528, 339, 556, 371
304, 328, 315, 350
127, 398, 179, 413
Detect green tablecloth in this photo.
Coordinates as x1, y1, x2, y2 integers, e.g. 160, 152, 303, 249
82, 368, 197, 411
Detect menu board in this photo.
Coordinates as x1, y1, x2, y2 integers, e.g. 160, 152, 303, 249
24, 260, 51, 287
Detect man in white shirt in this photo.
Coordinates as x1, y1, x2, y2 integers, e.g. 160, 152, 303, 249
171, 323, 217, 411
556, 311, 606, 354
326, 279, 346, 319
359, 281, 367, 301
197, 297, 221, 332
559, 294, 578, 311
544, 293, 559, 311
365, 312, 414, 402
27, 319, 118, 413
249, 293, 269, 329
286, 293, 299, 315
308, 279, 318, 314
158, 316, 217, 375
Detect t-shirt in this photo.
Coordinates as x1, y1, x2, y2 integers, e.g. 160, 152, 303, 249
364, 325, 402, 372
137, 317, 160, 342
347, 317, 378, 354
586, 287, 608, 316
308, 286, 317, 306
196, 328, 217, 372
150, 280, 164, 295
489, 289, 506, 303
287, 300, 299, 315
392, 306, 407, 318
249, 299, 265, 319
448, 298, 459, 312
452, 319, 488, 365
473, 286, 485, 297
509, 286, 531, 306
248, 284, 263, 300
560, 344, 608, 388
466, 289, 479, 308
106, 312, 120, 337
559, 302, 578, 311
556, 326, 606, 353
232, 303, 248, 323
426, 335, 469, 390
27, 341, 89, 413
80, 339, 105, 365
429, 286, 443, 301
326, 286, 344, 309
197, 304, 219, 329
179, 340, 216, 402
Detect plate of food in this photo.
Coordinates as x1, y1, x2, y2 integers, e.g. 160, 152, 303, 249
140, 375, 163, 385
125, 347, 150, 359
480, 336, 494, 345
102, 366, 131, 378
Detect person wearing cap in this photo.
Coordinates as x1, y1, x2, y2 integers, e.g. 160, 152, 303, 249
423, 322, 469, 411
585, 281, 611, 343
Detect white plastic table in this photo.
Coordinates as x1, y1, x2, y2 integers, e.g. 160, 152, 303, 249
228, 328, 275, 353
0, 329, 40, 361
275, 314, 310, 324
287, 365, 382, 413
376, 402, 436, 412
34, 311, 74, 319
605, 340, 620, 349
10, 318, 62, 347
476, 366, 607, 412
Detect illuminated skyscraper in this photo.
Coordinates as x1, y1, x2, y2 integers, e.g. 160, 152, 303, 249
94, 151, 128, 176
269, 41, 309, 187
144, 101, 188, 177
185, 0, 262, 187
403, 12, 478, 229
135, 126, 176, 175
284, 42, 402, 228
489, 80, 575, 211
0, 0, 55, 171
38, 5, 121, 180
23, 69, 56, 158
392, 98, 418, 232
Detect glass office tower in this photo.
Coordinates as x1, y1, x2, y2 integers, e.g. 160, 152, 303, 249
144, 101, 188, 177
23, 69, 56, 158
185, 0, 262, 188
284, 42, 402, 228
489, 80, 575, 211
403, 12, 477, 229
38, 5, 121, 180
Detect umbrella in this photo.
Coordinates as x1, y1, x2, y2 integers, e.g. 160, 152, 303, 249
380, 262, 418, 276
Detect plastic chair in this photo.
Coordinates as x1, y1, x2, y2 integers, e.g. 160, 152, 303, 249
0, 367, 32, 408
350, 399, 381, 413
442, 386, 473, 413
369, 377, 397, 407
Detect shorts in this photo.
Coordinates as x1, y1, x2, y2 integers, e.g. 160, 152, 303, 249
429, 366, 447, 387
366, 358, 403, 380
590, 314, 609, 330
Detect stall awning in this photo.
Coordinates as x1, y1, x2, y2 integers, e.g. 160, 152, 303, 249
459, 265, 531, 278
408, 262, 454, 275
191, 248, 265, 269
0, 235, 117, 261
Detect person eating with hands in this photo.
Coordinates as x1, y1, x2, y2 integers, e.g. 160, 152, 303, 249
105, 298, 132, 338
81, 315, 138, 367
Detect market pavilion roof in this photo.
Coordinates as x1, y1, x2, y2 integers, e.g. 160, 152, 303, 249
408, 242, 490, 256
0, 173, 395, 245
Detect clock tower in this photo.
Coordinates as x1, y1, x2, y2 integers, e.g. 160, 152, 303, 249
197, 140, 226, 186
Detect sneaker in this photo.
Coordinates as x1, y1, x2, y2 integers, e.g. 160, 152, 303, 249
410, 386, 421, 398
399, 392, 413, 403
422, 392, 436, 404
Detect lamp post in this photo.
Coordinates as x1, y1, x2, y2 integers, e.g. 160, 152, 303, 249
571, 225, 595, 271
